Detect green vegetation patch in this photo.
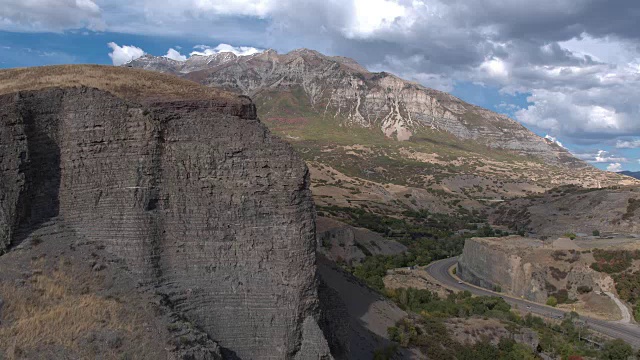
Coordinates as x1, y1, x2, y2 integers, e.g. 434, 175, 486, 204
590, 249, 640, 274
622, 198, 640, 220
320, 206, 508, 290
613, 271, 640, 321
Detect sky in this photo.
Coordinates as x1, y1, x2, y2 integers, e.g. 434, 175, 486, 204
1, 0, 639, 171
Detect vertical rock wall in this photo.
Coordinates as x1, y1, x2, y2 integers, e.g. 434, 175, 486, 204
0, 87, 332, 359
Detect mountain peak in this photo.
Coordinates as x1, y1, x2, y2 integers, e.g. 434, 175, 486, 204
125, 48, 588, 169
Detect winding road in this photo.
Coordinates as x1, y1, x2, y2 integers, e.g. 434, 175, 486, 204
426, 257, 640, 349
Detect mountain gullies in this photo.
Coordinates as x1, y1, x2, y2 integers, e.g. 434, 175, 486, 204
128, 48, 583, 168
0, 66, 338, 359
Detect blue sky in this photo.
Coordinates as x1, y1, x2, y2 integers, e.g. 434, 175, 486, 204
1, 0, 639, 171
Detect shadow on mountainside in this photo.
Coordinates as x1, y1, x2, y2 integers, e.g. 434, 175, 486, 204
317, 256, 408, 359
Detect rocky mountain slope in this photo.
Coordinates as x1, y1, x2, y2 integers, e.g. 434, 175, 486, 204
491, 185, 640, 237
0, 65, 338, 359
129, 49, 576, 166
127, 50, 636, 215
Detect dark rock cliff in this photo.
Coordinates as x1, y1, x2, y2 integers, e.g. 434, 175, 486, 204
0, 66, 335, 359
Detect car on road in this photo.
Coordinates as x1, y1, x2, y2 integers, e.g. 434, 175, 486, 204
526, 305, 531, 309
457, 280, 463, 284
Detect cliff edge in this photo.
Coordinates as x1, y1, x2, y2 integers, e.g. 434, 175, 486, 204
0, 65, 333, 359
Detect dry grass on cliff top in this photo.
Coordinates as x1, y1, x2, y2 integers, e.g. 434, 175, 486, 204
0, 64, 240, 103
0, 259, 161, 359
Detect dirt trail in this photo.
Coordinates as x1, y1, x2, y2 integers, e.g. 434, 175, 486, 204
604, 291, 632, 323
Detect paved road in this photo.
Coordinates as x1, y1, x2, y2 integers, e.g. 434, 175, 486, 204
426, 257, 640, 349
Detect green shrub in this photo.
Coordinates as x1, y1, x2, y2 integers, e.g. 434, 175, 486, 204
592, 230, 600, 237
546, 296, 558, 307
599, 339, 633, 360
590, 249, 640, 274
577, 286, 592, 294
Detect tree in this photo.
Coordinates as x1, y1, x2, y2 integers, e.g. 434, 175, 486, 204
599, 339, 633, 360
546, 296, 558, 307
593, 230, 601, 237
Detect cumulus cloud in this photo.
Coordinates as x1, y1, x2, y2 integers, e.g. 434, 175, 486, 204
190, 44, 263, 57
0, 0, 104, 32
107, 42, 144, 65
164, 48, 187, 61
607, 163, 622, 172
616, 139, 640, 149
544, 135, 565, 148
5, 1, 640, 148
342, 0, 409, 38
575, 150, 628, 164
480, 57, 510, 81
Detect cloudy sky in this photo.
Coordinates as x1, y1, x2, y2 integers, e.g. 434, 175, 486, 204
1, 0, 639, 171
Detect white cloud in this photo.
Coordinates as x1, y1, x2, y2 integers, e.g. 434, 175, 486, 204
0, 0, 104, 32
190, 44, 263, 57
164, 48, 186, 61
4, 0, 640, 149
515, 87, 639, 137
190, 0, 275, 17
544, 135, 564, 148
107, 42, 145, 65
343, 0, 409, 38
575, 150, 628, 163
480, 57, 509, 81
616, 139, 640, 149
607, 163, 622, 172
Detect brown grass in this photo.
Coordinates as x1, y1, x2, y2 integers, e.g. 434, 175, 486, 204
0, 260, 145, 359
0, 64, 238, 103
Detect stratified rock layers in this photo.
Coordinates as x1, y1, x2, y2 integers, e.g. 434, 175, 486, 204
457, 237, 608, 303
0, 86, 331, 359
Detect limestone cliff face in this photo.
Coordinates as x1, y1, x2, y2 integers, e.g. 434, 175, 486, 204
0, 66, 333, 359
458, 237, 607, 303
127, 49, 583, 168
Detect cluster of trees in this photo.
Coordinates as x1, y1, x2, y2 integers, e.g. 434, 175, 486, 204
318, 205, 490, 241
386, 288, 514, 320
613, 271, 640, 321
383, 293, 634, 360
321, 205, 509, 291
352, 236, 465, 291
321, 206, 638, 359
386, 317, 536, 360
590, 249, 640, 274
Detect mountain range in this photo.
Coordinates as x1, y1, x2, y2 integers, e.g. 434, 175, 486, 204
127, 49, 637, 213
620, 171, 640, 180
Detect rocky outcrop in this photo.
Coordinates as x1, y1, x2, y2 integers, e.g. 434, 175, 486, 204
127, 49, 585, 168
316, 216, 407, 265
0, 65, 333, 359
458, 237, 611, 303
491, 185, 640, 237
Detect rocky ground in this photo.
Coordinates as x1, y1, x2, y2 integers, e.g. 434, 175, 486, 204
457, 235, 639, 321
126, 48, 639, 218
491, 185, 640, 237
0, 219, 221, 359
317, 257, 408, 359
316, 216, 407, 266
